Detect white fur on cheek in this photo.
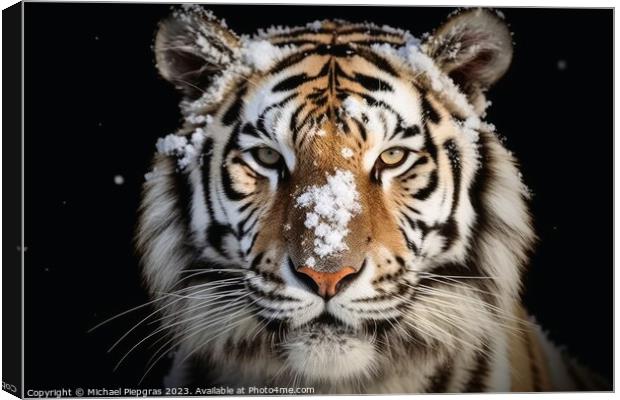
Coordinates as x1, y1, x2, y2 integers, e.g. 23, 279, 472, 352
327, 261, 377, 327
328, 260, 403, 326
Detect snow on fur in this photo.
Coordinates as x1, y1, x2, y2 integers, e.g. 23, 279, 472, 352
341, 96, 364, 120
371, 38, 478, 122
295, 169, 361, 258
175, 5, 481, 139
461, 116, 481, 142
153, 123, 210, 173
181, 35, 298, 115
339, 96, 385, 140
241, 40, 298, 72
341, 147, 354, 159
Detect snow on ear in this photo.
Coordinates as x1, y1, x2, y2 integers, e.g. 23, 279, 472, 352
425, 9, 512, 109
155, 6, 240, 98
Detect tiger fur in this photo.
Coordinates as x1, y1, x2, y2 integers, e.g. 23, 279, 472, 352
135, 6, 607, 393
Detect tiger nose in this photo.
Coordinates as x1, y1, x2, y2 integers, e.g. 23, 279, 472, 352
296, 266, 358, 299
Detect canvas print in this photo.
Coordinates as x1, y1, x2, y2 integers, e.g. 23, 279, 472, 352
5, 2, 612, 398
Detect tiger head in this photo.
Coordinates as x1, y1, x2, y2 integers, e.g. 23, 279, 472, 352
138, 6, 534, 390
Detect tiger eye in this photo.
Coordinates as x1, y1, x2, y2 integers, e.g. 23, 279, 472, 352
380, 148, 406, 166
256, 147, 282, 166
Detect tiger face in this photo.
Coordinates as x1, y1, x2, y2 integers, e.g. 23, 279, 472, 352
138, 6, 534, 391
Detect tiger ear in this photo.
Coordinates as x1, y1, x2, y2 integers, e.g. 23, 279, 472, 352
154, 6, 240, 98
425, 9, 513, 100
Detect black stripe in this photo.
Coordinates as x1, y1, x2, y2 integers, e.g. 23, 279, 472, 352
465, 131, 504, 302
352, 72, 393, 92
272, 73, 309, 92
348, 39, 404, 47
206, 222, 235, 257
222, 85, 247, 126
439, 139, 462, 251
310, 95, 328, 107
268, 27, 331, 38
464, 350, 490, 392
290, 104, 306, 144
468, 132, 492, 231
271, 39, 322, 47
402, 125, 421, 138
256, 93, 297, 140
338, 26, 404, 37
315, 43, 355, 57
268, 44, 350, 76
400, 156, 428, 184
401, 212, 417, 230
399, 227, 419, 254
352, 118, 367, 141
426, 359, 453, 393
438, 218, 459, 251
237, 202, 253, 213
405, 204, 422, 215
200, 137, 215, 221
237, 207, 258, 238
245, 232, 260, 256
240, 122, 263, 139
243, 215, 260, 236
220, 124, 247, 201
250, 252, 264, 270
412, 170, 438, 200
444, 139, 462, 213
270, 51, 312, 75
421, 94, 441, 124
411, 130, 439, 200
423, 130, 439, 162
354, 47, 399, 77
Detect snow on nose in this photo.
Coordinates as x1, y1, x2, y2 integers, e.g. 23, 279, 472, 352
295, 169, 361, 262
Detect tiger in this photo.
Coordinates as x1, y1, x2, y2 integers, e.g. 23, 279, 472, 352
136, 5, 607, 393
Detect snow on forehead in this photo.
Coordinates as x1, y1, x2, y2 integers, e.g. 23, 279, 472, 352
295, 169, 361, 258
179, 13, 424, 112
340, 96, 390, 138
340, 80, 425, 130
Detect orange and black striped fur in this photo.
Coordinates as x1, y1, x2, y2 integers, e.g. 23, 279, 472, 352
136, 6, 607, 393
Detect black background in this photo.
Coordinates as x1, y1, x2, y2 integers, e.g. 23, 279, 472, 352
23, 3, 613, 391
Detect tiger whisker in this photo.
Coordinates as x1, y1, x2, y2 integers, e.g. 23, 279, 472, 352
413, 285, 532, 327
416, 270, 502, 280
89, 274, 244, 333
403, 315, 485, 354
173, 270, 248, 287
410, 274, 503, 299
104, 282, 245, 351
400, 281, 518, 323
414, 290, 529, 332
113, 296, 250, 371
148, 290, 247, 325
142, 299, 251, 368
139, 311, 256, 385
250, 308, 282, 342
176, 309, 260, 365
397, 295, 493, 347
138, 299, 259, 384
144, 301, 247, 355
